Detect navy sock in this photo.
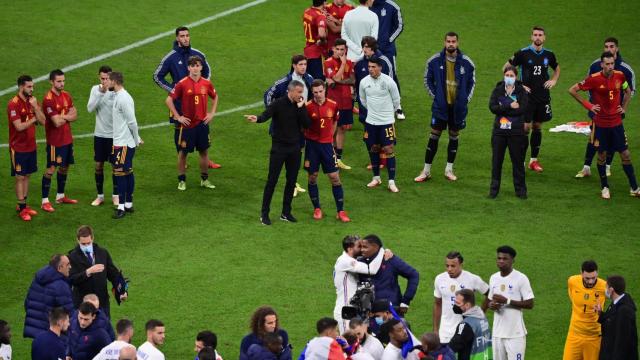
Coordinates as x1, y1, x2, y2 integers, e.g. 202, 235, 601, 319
597, 163, 609, 189
178, 174, 186, 182
308, 182, 320, 209
112, 174, 118, 196
116, 175, 127, 205
623, 164, 638, 190
18, 200, 26, 211
42, 175, 51, 199
332, 184, 344, 211
606, 152, 614, 166
56, 172, 67, 194
584, 142, 597, 167
95, 172, 104, 195
425, 135, 439, 164
126, 173, 134, 203
447, 136, 459, 163
369, 151, 381, 176
335, 148, 343, 160
386, 154, 396, 181
530, 129, 542, 158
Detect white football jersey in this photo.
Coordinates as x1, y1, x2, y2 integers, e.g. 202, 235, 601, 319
489, 269, 534, 338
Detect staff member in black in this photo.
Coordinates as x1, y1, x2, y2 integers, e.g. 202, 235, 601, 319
68, 225, 126, 318
488, 65, 529, 199
245, 80, 311, 225
596, 275, 638, 360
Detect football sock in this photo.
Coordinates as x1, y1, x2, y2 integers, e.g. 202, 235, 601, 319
332, 184, 344, 212
447, 136, 459, 163
369, 151, 381, 177
423, 163, 432, 174
584, 142, 596, 167
606, 152, 614, 166
425, 134, 440, 164
446, 162, 454, 172
200, 173, 208, 181
386, 154, 396, 181
335, 148, 343, 160
116, 175, 127, 206
622, 164, 638, 190
597, 163, 609, 189
56, 172, 67, 194
95, 172, 104, 195
308, 182, 320, 209
126, 173, 134, 203
41, 175, 51, 200
178, 174, 186, 182
530, 129, 542, 159
112, 174, 118, 196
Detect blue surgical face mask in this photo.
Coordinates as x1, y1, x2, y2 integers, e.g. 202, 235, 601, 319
504, 77, 516, 86
80, 243, 93, 254
374, 317, 384, 326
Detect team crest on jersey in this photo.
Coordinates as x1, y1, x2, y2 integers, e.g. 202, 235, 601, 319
11, 110, 16, 116
327, 110, 333, 118
450, 285, 456, 292
312, 112, 318, 118
187, 89, 193, 94
500, 284, 506, 292
460, 67, 465, 75
201, 86, 207, 94
584, 293, 589, 300
56, 156, 62, 164
543, 58, 549, 66
381, 8, 387, 16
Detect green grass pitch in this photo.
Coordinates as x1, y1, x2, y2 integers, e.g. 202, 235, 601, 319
1, 0, 639, 358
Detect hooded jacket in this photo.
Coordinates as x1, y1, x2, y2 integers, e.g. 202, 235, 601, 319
247, 343, 292, 360
369, 0, 403, 57
598, 294, 638, 360
68, 318, 112, 360
153, 40, 211, 93
23, 265, 73, 338
449, 306, 492, 360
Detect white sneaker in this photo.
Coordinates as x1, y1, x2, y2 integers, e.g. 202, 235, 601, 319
575, 168, 591, 178
396, 109, 406, 120
91, 197, 104, 206
445, 169, 458, 181
601, 187, 611, 200
606, 164, 612, 177
367, 177, 382, 188
414, 172, 432, 183
630, 188, 640, 197
388, 182, 399, 193
112, 195, 119, 206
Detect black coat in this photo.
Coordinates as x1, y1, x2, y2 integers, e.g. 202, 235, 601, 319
68, 243, 121, 311
488, 81, 529, 136
599, 294, 638, 360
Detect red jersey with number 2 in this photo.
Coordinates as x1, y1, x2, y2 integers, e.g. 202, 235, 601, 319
170, 76, 217, 128
578, 71, 627, 128
305, 99, 339, 143
43, 90, 74, 146
7, 95, 37, 152
303, 7, 327, 59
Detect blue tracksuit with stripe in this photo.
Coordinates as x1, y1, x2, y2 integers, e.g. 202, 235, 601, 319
370, 0, 403, 89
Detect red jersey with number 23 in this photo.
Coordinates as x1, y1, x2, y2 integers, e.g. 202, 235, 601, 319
578, 71, 628, 128
305, 99, 339, 143
303, 7, 327, 59
7, 95, 37, 152
43, 90, 74, 146
170, 76, 217, 128
324, 57, 354, 109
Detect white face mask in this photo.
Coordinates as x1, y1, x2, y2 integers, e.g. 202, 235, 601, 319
504, 77, 516, 86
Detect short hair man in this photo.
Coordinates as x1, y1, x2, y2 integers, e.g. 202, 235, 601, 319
0, 320, 11, 360
354, 36, 393, 125
300, 318, 342, 360
349, 318, 384, 360
488, 246, 534, 360
195, 330, 223, 360
118, 345, 138, 360
507, 26, 560, 173
370, 299, 396, 344
41, 69, 79, 213
360, 56, 401, 192
563, 260, 606, 360
88, 65, 119, 207
24, 254, 73, 338
68, 302, 111, 360
166, 55, 219, 191
448, 289, 492, 360
303, 0, 328, 80
433, 251, 489, 344
597, 275, 638, 360
153, 26, 220, 169
31, 307, 70, 360
7, 74, 46, 221
69, 294, 115, 342
569, 51, 638, 199
109, 71, 142, 218
245, 80, 311, 225
304, 80, 350, 222
68, 225, 126, 317
341, 0, 378, 62
417, 32, 475, 182
138, 319, 166, 360
418, 332, 454, 360
93, 318, 135, 360
380, 319, 422, 360
247, 332, 287, 360
324, 38, 356, 170
577, 37, 635, 178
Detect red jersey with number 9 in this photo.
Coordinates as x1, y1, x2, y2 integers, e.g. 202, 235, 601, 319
303, 7, 327, 59
170, 76, 217, 128
43, 90, 74, 146
305, 99, 339, 143
578, 71, 628, 128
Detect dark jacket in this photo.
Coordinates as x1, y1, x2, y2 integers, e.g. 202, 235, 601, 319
426, 345, 456, 360
68, 243, 121, 312
359, 253, 419, 306
448, 306, 491, 360
70, 308, 115, 342
257, 96, 311, 146
24, 265, 73, 339
240, 329, 290, 360
31, 329, 66, 360
424, 49, 476, 128
264, 72, 314, 107
68, 319, 112, 360
598, 294, 638, 360
247, 343, 291, 360
370, 0, 403, 57
489, 81, 529, 136
153, 40, 210, 93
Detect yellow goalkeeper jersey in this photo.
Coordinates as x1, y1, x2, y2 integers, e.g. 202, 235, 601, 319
567, 274, 607, 337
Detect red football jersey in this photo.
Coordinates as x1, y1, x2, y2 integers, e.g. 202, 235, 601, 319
170, 76, 217, 128
324, 57, 354, 109
579, 71, 628, 128
305, 99, 339, 143
303, 7, 327, 59
7, 95, 37, 152
43, 90, 74, 146
325, 2, 354, 49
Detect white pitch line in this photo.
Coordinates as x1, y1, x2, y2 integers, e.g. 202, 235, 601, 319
0, 0, 268, 97
0, 101, 263, 148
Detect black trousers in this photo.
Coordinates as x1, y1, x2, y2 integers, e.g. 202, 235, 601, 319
261, 143, 301, 215
490, 133, 527, 196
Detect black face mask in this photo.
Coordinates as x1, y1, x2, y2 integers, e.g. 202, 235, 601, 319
452, 305, 464, 315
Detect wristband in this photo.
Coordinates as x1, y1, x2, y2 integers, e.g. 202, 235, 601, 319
506, 298, 511, 305
581, 99, 594, 111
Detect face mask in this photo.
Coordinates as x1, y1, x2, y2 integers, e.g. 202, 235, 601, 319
374, 317, 384, 326
80, 244, 93, 254
605, 288, 611, 299
504, 77, 516, 86
452, 305, 464, 315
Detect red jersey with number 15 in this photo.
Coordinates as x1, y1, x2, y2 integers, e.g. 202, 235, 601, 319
303, 7, 327, 59
305, 99, 339, 143
7, 95, 37, 152
578, 71, 628, 128
324, 57, 354, 109
43, 89, 74, 146
325, 2, 354, 49
170, 76, 217, 128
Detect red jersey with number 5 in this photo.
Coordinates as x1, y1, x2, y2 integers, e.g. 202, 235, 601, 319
578, 71, 627, 128
303, 7, 327, 59
305, 99, 339, 143
170, 76, 217, 128
325, 2, 354, 49
7, 95, 37, 152
43, 90, 74, 146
